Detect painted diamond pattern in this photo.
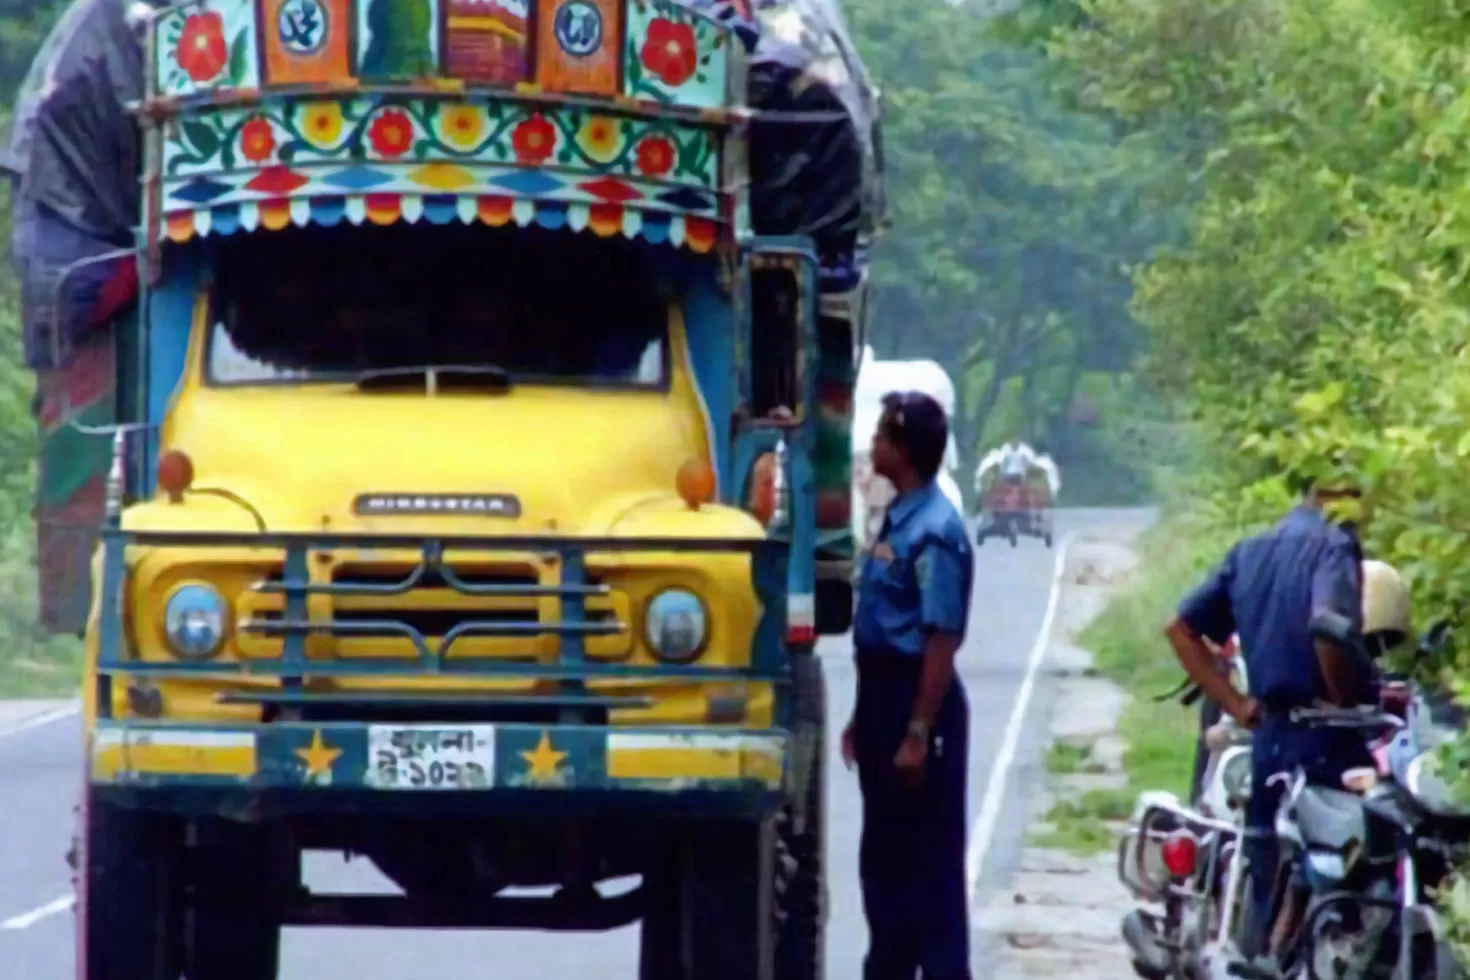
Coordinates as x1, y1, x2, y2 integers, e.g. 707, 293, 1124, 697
170, 177, 235, 204
320, 166, 395, 191
655, 187, 714, 212
578, 178, 644, 203
245, 167, 311, 195
488, 170, 566, 197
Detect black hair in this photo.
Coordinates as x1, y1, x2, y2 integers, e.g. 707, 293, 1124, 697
880, 391, 947, 483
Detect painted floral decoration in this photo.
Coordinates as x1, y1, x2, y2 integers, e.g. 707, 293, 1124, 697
176, 12, 228, 83
640, 18, 698, 88
635, 136, 675, 177
300, 103, 345, 147
512, 114, 556, 166
440, 105, 485, 151
369, 108, 414, 158
577, 116, 622, 163
240, 118, 276, 163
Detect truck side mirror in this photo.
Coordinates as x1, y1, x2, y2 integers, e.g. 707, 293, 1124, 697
737, 239, 817, 428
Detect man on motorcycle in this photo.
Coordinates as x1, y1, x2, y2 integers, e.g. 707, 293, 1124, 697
1164, 480, 1378, 969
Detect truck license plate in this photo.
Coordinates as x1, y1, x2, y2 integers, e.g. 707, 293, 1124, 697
366, 725, 495, 790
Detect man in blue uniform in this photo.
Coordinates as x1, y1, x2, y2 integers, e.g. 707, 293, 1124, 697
843, 391, 975, 980
1164, 481, 1376, 967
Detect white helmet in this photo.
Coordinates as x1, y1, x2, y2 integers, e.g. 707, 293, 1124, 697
1361, 559, 1410, 652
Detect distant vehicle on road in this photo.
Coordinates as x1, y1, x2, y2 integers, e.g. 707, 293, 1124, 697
973, 442, 1057, 547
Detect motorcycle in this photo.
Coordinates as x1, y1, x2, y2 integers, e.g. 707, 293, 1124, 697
1120, 649, 1254, 980
1245, 624, 1470, 980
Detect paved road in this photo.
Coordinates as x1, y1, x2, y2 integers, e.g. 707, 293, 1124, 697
0, 508, 1148, 979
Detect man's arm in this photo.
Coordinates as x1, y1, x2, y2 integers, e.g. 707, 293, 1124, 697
1165, 618, 1253, 723
909, 535, 970, 734
1166, 545, 1255, 725
1310, 539, 1370, 707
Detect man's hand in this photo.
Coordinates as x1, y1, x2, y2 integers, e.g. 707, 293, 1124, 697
1231, 695, 1264, 730
841, 720, 857, 772
893, 732, 927, 788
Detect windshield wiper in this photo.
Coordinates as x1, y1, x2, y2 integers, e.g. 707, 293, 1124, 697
354, 365, 511, 394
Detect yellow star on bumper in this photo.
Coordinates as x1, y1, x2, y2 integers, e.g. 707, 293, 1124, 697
520, 731, 568, 784
295, 730, 341, 780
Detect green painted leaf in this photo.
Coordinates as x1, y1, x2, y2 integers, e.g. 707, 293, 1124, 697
227, 32, 248, 87
180, 119, 221, 158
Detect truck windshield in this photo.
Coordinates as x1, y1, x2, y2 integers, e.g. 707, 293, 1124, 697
206, 223, 669, 388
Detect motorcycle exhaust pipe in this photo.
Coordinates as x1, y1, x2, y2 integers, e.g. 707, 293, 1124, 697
1122, 909, 1177, 978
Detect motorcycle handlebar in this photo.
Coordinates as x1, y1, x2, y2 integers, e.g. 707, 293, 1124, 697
1286, 706, 1405, 731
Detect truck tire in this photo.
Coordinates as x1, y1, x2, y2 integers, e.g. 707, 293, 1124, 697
638, 820, 774, 980
183, 821, 283, 980
640, 659, 826, 980
774, 657, 826, 980
76, 792, 183, 980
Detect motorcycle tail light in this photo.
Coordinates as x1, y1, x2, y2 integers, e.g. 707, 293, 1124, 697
1160, 831, 1199, 878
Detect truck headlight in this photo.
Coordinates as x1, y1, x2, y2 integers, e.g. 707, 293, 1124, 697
645, 589, 707, 662
163, 583, 228, 660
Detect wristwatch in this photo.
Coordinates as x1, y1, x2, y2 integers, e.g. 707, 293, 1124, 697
906, 719, 930, 742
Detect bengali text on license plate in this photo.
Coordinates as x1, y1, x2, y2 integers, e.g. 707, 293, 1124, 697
366, 725, 495, 790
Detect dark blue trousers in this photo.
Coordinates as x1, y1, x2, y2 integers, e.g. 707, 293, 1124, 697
1241, 716, 1371, 959
854, 652, 971, 980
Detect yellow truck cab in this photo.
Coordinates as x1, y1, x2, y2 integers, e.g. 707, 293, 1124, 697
6, 0, 883, 976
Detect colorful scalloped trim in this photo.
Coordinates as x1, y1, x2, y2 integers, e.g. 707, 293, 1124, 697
161, 193, 720, 253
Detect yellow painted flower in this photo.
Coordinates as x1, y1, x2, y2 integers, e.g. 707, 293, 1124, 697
576, 116, 623, 163
439, 104, 486, 151
299, 102, 344, 148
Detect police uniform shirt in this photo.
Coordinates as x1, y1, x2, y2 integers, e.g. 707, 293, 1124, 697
1177, 504, 1366, 710
854, 480, 974, 656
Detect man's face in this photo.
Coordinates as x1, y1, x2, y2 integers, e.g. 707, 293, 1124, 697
871, 410, 905, 482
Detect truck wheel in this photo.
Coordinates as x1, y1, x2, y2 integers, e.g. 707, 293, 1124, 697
183, 821, 283, 980
774, 657, 826, 980
76, 792, 183, 980
638, 820, 774, 980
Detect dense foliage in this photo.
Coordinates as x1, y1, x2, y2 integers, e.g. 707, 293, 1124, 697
844, 0, 1180, 504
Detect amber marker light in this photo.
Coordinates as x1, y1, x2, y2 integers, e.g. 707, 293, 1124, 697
157, 450, 195, 504
676, 458, 716, 510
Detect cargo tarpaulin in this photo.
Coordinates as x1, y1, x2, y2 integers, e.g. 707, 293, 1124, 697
3, 0, 147, 369
686, 0, 885, 291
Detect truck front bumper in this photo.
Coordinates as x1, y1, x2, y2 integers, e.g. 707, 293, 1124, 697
89, 719, 789, 817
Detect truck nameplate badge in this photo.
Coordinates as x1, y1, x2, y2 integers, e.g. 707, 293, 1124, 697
352, 493, 522, 517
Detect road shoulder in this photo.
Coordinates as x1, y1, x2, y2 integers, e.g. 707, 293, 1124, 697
975, 530, 1142, 980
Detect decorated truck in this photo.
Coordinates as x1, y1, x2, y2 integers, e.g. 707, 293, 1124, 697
3, 0, 883, 975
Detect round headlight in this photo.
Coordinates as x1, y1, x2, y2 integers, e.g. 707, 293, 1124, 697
163, 583, 228, 660
1406, 750, 1470, 817
1221, 749, 1253, 804
644, 589, 708, 662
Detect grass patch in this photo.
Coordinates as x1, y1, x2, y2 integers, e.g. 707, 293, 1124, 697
1046, 740, 1105, 775
1036, 516, 1240, 852
0, 529, 82, 698
1031, 787, 1136, 854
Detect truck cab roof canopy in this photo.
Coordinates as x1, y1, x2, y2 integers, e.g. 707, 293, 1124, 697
5, 0, 882, 369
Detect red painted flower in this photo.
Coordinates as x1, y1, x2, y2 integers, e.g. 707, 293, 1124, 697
511, 113, 556, 166
368, 109, 414, 158
240, 118, 275, 163
176, 12, 228, 83
640, 19, 698, 88
635, 136, 676, 177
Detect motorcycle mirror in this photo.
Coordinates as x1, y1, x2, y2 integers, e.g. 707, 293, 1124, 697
1418, 619, 1453, 657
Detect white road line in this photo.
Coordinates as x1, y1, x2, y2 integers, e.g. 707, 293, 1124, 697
1, 894, 75, 930
965, 532, 1076, 908
0, 700, 80, 742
